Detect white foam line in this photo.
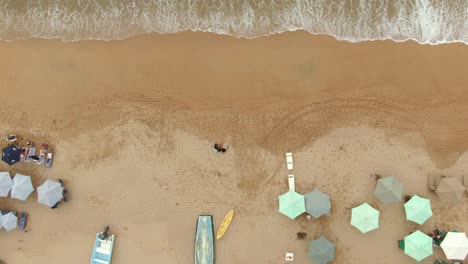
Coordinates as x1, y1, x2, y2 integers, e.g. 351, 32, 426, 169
0, 0, 466, 45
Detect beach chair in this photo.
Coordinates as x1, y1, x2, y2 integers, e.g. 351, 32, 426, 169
285, 152, 293, 170
35, 143, 48, 164
285, 252, 294, 262
45, 151, 54, 168
288, 175, 295, 192
25, 146, 36, 162
19, 212, 27, 231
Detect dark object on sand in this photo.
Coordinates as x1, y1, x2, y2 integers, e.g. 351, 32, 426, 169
297, 232, 307, 239
59, 180, 69, 201
214, 143, 227, 153
405, 195, 412, 202
432, 228, 448, 247
2, 144, 21, 165
433, 260, 463, 264
5, 134, 18, 142
398, 240, 405, 250
99, 226, 110, 240
19, 212, 27, 231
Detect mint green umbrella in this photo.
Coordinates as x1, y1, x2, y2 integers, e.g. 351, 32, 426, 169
278, 191, 305, 220
404, 195, 432, 224
404, 230, 433, 262
351, 203, 380, 233
374, 176, 404, 204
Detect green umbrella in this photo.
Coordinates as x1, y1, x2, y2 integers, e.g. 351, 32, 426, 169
404, 195, 432, 224
305, 189, 330, 219
309, 236, 335, 264
278, 191, 305, 220
374, 176, 404, 204
351, 203, 380, 233
404, 230, 433, 262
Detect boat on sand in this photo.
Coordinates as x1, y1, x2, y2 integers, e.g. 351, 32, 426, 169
91, 226, 115, 264
216, 210, 234, 240
195, 215, 214, 264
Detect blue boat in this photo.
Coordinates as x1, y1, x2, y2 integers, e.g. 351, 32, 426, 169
195, 215, 215, 264
90, 226, 115, 264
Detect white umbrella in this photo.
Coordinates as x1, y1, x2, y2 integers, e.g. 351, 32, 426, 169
441, 232, 468, 260
2, 212, 18, 231
37, 179, 63, 207
436, 178, 465, 202
0, 171, 13, 197
11, 174, 34, 201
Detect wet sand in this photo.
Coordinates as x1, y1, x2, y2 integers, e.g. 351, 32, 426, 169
0, 32, 467, 263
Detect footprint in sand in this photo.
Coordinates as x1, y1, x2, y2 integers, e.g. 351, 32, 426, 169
88, 194, 110, 209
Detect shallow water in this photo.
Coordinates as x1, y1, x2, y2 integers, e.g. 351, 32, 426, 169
0, 0, 466, 44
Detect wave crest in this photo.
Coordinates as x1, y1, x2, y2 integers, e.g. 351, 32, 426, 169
0, 0, 466, 44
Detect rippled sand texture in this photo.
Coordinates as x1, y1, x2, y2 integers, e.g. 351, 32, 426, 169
0, 0, 467, 43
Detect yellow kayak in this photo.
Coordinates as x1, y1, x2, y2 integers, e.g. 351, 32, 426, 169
216, 210, 234, 240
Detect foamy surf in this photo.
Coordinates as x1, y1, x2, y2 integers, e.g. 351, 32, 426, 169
0, 0, 466, 44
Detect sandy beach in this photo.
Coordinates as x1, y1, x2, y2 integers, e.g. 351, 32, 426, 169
0, 32, 467, 264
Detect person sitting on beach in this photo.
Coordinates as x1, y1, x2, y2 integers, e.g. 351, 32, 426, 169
214, 143, 227, 153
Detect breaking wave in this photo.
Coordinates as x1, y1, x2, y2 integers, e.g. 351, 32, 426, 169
0, 0, 466, 44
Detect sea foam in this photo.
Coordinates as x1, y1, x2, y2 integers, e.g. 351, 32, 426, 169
0, 0, 466, 44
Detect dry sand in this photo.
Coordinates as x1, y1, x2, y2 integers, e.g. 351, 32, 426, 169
0, 32, 467, 264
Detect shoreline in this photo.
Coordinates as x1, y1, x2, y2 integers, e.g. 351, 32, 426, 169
2, 29, 468, 46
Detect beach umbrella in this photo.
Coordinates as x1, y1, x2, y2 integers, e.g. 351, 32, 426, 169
309, 236, 335, 264
0, 171, 13, 197
278, 191, 305, 220
11, 174, 34, 201
37, 179, 63, 207
436, 178, 465, 202
2, 212, 18, 231
2, 144, 21, 165
440, 232, 468, 260
404, 195, 432, 224
351, 203, 380, 233
404, 230, 433, 262
374, 176, 404, 204
305, 189, 330, 219
350, 203, 380, 234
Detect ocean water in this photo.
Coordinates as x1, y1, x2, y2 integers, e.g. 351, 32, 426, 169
0, 0, 466, 44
